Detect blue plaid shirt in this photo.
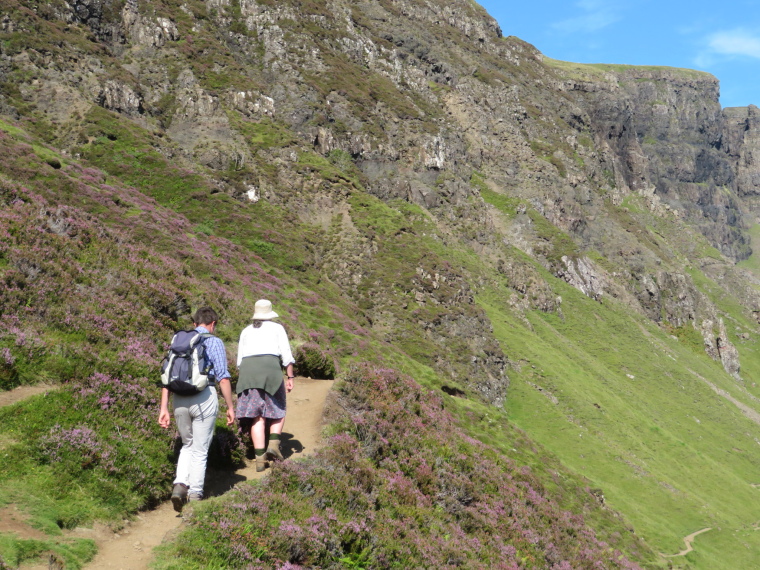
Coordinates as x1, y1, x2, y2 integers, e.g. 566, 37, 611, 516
196, 326, 230, 382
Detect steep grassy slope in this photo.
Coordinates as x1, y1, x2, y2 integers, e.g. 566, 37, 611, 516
471, 183, 760, 569
0, 107, 651, 568
488, 282, 760, 569
4, 0, 760, 568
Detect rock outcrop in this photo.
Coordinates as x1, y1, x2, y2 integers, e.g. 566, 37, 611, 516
723, 104, 760, 218
570, 66, 749, 261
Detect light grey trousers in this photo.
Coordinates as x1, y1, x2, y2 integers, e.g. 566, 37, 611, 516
172, 385, 218, 497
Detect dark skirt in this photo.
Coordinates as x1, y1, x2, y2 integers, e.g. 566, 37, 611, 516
237, 381, 286, 434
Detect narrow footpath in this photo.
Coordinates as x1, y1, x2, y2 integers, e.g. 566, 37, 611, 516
660, 527, 712, 558
8, 378, 333, 570
0, 384, 55, 407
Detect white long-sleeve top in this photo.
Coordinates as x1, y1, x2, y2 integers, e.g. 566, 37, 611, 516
236, 321, 295, 368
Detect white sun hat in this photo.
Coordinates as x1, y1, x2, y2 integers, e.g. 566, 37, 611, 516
252, 299, 279, 320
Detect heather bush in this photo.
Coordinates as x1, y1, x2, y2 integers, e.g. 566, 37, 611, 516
0, 122, 373, 567
154, 365, 645, 569
294, 342, 337, 379
0, 148, 244, 538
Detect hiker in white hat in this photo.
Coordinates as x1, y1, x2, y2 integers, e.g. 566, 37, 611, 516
235, 299, 295, 471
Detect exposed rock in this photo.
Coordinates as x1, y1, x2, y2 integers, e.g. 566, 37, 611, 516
497, 256, 562, 315
421, 136, 446, 169
655, 272, 699, 327
122, 0, 179, 49
432, 312, 508, 407
573, 67, 749, 261
230, 91, 276, 118
25, 81, 92, 123
313, 128, 373, 158
386, 0, 502, 47
99, 80, 142, 116
717, 318, 742, 381
723, 105, 760, 217
167, 86, 249, 169
557, 256, 604, 301
4, 0, 760, 399
61, 0, 126, 44
194, 144, 246, 170
173, 87, 223, 121
701, 318, 742, 381
1, 15, 15, 33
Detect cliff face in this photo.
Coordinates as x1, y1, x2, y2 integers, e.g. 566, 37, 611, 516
1, 0, 759, 385
592, 67, 747, 261
724, 104, 760, 217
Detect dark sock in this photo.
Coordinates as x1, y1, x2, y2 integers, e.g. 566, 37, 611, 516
254, 448, 266, 457
269, 433, 281, 441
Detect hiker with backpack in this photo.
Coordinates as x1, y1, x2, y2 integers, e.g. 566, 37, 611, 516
158, 306, 235, 512
236, 299, 295, 472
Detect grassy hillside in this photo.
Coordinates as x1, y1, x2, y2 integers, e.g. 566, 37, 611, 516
488, 282, 760, 568
4, 101, 760, 567
0, 105, 652, 568
472, 187, 760, 568
4, 0, 760, 568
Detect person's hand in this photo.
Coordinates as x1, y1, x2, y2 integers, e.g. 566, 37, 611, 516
285, 377, 294, 393
226, 408, 236, 426
158, 409, 171, 429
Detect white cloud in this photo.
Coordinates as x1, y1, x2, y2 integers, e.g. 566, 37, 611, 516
693, 28, 760, 69
708, 29, 760, 58
551, 0, 621, 34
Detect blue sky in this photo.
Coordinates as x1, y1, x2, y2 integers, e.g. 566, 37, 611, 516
477, 0, 760, 108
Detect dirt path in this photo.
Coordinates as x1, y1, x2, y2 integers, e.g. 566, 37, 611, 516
660, 528, 712, 558
8, 378, 333, 570
688, 368, 760, 426
0, 384, 56, 408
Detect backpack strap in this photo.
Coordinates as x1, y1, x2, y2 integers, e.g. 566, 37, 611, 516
195, 332, 217, 382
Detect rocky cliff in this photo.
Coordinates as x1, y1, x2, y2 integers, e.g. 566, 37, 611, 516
3, 0, 759, 389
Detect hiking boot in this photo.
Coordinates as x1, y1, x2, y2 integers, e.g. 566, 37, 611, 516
171, 483, 188, 512
188, 492, 203, 502
265, 441, 283, 461
255, 455, 268, 472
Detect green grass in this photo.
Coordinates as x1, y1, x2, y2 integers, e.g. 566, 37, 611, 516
0, 532, 96, 569
545, 58, 713, 80
0, 118, 28, 139
231, 117, 296, 151
480, 269, 760, 569
476, 175, 523, 217
77, 107, 210, 204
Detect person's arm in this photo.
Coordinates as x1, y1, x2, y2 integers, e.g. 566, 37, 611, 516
218, 377, 236, 426
158, 387, 171, 428
285, 363, 294, 393
278, 324, 296, 392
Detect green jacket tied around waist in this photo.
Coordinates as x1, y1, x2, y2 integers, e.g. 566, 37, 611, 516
237, 354, 283, 396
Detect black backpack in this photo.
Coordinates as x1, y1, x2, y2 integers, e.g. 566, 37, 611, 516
160, 330, 215, 395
